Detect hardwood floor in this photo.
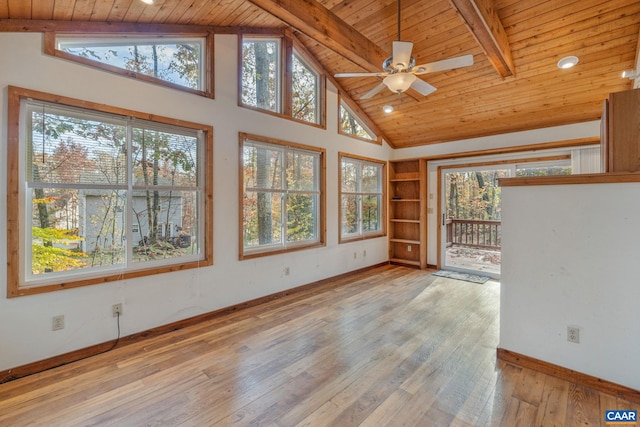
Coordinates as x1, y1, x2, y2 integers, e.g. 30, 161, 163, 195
0, 264, 638, 426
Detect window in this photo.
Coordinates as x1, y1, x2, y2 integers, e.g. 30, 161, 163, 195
45, 33, 213, 98
240, 133, 325, 258
6, 86, 213, 297
339, 154, 386, 242
339, 100, 378, 142
291, 51, 320, 123
241, 35, 324, 126
516, 159, 572, 176
241, 37, 281, 113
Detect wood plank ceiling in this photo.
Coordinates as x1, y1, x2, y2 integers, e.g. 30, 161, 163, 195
1, 0, 639, 148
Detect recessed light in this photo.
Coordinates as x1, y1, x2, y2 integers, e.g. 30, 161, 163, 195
140, 0, 154, 4
557, 56, 579, 69
383, 105, 394, 113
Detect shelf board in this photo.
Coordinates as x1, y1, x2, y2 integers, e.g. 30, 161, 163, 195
389, 238, 421, 245
390, 199, 420, 202
390, 178, 420, 182
389, 258, 421, 267
390, 219, 420, 223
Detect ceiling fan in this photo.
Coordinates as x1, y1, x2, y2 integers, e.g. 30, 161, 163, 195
335, 0, 474, 99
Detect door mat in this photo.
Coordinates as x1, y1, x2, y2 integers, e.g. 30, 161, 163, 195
432, 270, 490, 284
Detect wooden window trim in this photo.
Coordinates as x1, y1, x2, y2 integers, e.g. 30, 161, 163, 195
238, 32, 327, 129
238, 132, 326, 260
338, 152, 387, 243
338, 96, 382, 145
44, 32, 215, 99
6, 86, 214, 298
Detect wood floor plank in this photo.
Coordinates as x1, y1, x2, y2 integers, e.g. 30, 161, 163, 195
534, 374, 570, 426
0, 265, 634, 426
566, 384, 603, 427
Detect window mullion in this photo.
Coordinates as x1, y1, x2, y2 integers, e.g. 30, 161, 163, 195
126, 122, 133, 268
282, 147, 289, 247
283, 37, 293, 117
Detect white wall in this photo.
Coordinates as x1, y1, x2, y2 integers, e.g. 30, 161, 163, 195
500, 183, 640, 390
0, 33, 392, 371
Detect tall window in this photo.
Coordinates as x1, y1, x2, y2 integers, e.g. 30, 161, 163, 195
339, 100, 378, 142
240, 133, 325, 258
339, 154, 386, 242
46, 34, 212, 97
241, 37, 281, 113
241, 35, 324, 126
6, 86, 213, 297
292, 51, 320, 123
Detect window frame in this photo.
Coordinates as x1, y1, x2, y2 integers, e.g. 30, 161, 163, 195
44, 32, 215, 99
338, 97, 381, 144
338, 153, 387, 243
239, 33, 326, 128
239, 133, 326, 259
6, 86, 214, 298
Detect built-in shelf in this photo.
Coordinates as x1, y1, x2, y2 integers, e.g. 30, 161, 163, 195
388, 159, 427, 269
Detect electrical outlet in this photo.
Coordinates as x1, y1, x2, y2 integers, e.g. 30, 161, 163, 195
567, 326, 580, 344
353, 252, 357, 259
112, 303, 123, 317
407, 245, 412, 252
52, 315, 65, 331
284, 266, 290, 276
363, 250, 366, 257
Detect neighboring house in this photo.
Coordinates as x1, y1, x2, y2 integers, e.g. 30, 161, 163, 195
78, 189, 184, 254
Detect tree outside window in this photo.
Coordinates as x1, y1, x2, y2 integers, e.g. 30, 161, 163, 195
339, 101, 377, 141
339, 154, 385, 242
292, 52, 319, 123
241, 36, 324, 126
50, 34, 210, 97
241, 134, 325, 258
241, 37, 280, 113
6, 87, 212, 297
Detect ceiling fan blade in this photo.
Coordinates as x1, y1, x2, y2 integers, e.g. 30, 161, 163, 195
410, 78, 437, 96
335, 72, 384, 78
392, 41, 413, 70
413, 54, 474, 75
361, 83, 387, 99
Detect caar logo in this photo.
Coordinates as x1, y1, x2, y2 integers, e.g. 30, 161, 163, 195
605, 410, 637, 425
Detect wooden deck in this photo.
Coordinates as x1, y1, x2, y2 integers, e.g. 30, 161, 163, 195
0, 265, 637, 426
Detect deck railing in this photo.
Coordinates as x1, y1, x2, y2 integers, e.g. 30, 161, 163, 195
445, 219, 501, 250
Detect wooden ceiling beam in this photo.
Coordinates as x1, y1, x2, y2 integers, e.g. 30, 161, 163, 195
245, 0, 387, 73
448, 0, 515, 78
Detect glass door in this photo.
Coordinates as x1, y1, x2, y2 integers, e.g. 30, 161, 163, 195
440, 165, 513, 279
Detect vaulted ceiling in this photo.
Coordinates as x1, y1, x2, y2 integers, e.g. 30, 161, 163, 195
1, 0, 639, 148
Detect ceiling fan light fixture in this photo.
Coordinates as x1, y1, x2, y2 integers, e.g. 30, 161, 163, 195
383, 105, 394, 113
384, 73, 416, 93
557, 56, 579, 69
